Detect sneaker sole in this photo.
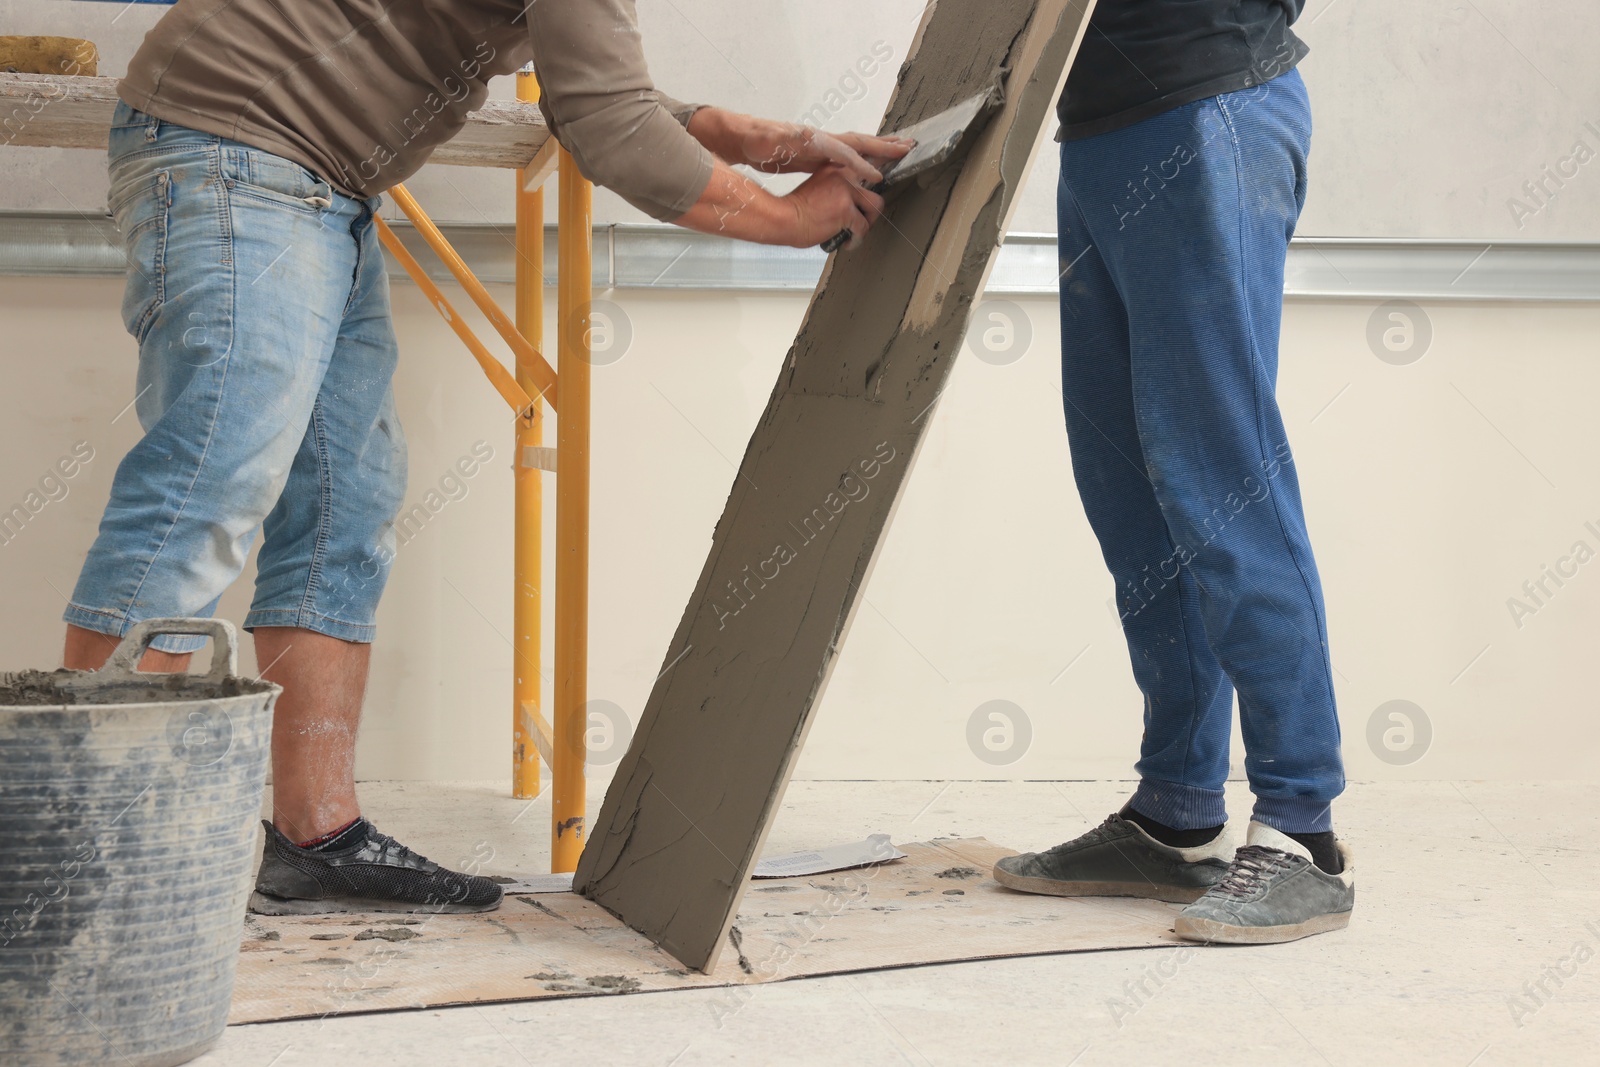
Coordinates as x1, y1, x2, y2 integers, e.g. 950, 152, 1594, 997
1173, 909, 1351, 945
249, 891, 502, 916
991, 864, 1212, 904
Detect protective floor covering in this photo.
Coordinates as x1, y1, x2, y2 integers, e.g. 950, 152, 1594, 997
230, 838, 1184, 1024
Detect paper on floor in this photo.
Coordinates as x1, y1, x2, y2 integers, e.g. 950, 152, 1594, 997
231, 838, 1184, 1024
752, 833, 907, 878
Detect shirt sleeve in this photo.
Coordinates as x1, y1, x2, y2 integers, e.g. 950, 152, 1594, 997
657, 92, 707, 129
526, 0, 715, 221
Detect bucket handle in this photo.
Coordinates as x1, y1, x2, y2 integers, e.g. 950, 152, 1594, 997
99, 617, 239, 685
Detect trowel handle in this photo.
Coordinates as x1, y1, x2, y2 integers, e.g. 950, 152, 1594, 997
100, 617, 240, 685
819, 177, 890, 254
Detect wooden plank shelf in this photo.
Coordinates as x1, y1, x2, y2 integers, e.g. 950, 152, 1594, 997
0, 72, 550, 169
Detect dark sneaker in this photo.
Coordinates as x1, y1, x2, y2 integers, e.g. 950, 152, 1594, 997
249, 819, 503, 915
1175, 822, 1354, 944
992, 813, 1233, 903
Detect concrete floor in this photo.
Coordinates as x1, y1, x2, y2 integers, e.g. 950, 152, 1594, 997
202, 780, 1600, 1066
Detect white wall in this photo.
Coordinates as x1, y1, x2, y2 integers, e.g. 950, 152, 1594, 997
8, 0, 1600, 238
3, 275, 1597, 785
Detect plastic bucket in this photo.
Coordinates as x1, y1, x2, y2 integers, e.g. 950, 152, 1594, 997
0, 619, 279, 1067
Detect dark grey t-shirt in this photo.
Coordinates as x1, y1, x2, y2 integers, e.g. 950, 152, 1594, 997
1058, 0, 1308, 140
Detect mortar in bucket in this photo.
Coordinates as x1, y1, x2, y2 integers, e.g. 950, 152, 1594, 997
0, 618, 278, 1066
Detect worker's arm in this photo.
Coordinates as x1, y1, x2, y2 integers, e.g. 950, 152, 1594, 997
525, 0, 908, 249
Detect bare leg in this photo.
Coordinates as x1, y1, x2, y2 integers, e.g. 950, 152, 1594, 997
67, 623, 368, 842
64, 623, 192, 673
253, 627, 369, 844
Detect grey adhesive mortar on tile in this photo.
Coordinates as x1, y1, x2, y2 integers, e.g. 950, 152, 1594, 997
573, 0, 1098, 973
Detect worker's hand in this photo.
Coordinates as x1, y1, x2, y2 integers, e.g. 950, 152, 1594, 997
688, 109, 913, 185
740, 121, 913, 182
675, 158, 887, 250
782, 166, 887, 249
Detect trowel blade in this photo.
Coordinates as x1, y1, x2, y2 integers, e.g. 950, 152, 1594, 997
875, 88, 1003, 190
818, 87, 1004, 253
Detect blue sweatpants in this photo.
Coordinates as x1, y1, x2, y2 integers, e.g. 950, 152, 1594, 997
1056, 68, 1344, 834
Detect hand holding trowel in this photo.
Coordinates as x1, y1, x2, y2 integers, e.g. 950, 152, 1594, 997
821, 88, 1003, 253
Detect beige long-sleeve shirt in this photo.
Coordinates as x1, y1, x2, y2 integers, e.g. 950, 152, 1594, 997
118, 0, 714, 220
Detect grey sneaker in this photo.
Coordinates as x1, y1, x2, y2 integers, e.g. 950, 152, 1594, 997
250, 819, 503, 915
1175, 822, 1354, 944
993, 813, 1233, 903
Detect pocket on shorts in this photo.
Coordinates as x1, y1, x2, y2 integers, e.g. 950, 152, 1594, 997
110, 169, 170, 344
220, 151, 335, 215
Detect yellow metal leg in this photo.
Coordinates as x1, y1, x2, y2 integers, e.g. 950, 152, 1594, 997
552, 149, 592, 872
513, 68, 546, 801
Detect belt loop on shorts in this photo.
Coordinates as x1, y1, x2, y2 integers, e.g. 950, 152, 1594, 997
144, 112, 160, 142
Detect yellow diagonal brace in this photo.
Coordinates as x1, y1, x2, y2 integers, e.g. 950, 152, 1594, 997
373, 216, 548, 414
388, 183, 559, 408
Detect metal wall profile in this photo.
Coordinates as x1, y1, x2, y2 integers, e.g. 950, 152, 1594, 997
1, 212, 1598, 301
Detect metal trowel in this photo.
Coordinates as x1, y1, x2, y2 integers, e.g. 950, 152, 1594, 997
820, 87, 1004, 253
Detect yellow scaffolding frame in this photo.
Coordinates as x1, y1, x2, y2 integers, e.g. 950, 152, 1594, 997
372, 67, 589, 873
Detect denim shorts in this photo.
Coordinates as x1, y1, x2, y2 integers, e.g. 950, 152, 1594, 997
66, 102, 407, 653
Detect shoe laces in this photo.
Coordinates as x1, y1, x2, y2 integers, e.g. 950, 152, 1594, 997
362, 823, 420, 864
1212, 845, 1295, 898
